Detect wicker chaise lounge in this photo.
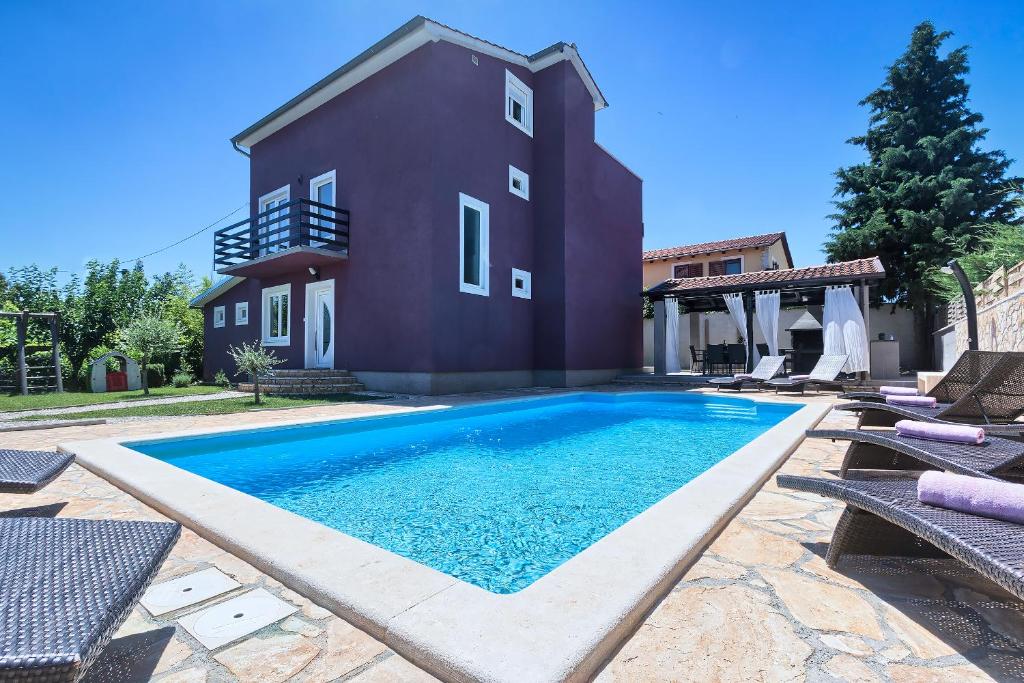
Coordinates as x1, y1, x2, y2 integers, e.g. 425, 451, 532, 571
0, 517, 181, 682
707, 355, 786, 391
806, 428, 1024, 480
0, 449, 75, 493
763, 354, 849, 394
838, 351, 1024, 431
840, 350, 1005, 403
776, 475, 1024, 601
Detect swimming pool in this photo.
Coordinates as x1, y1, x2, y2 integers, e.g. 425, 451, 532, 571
129, 393, 799, 593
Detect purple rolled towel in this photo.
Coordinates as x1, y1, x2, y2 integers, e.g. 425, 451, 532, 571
885, 395, 938, 408
895, 419, 985, 445
788, 374, 811, 381
918, 471, 1024, 525
880, 386, 919, 396
733, 373, 753, 380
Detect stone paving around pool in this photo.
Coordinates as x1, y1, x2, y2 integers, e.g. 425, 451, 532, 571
1, 387, 1021, 682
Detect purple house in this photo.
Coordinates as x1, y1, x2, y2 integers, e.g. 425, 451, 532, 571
191, 16, 643, 394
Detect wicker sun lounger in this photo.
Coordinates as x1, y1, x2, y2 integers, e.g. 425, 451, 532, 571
840, 350, 1005, 402
0, 449, 75, 493
807, 428, 1024, 480
776, 475, 1024, 601
707, 355, 786, 391
763, 354, 849, 394
837, 351, 1024, 431
0, 517, 181, 682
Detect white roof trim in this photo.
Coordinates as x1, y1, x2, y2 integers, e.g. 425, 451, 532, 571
189, 276, 245, 309
234, 18, 607, 149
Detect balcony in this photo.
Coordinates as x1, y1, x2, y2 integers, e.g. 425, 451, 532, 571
214, 199, 350, 277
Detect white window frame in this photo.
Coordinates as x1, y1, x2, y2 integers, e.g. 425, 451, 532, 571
459, 193, 490, 297
213, 305, 225, 328
235, 301, 248, 326
308, 170, 337, 245
261, 284, 291, 346
505, 70, 533, 137
508, 165, 529, 200
258, 185, 291, 255
511, 268, 532, 300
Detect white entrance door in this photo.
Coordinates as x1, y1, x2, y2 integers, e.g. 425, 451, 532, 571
305, 280, 335, 369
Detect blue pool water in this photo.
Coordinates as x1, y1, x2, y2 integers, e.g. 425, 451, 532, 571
130, 393, 798, 593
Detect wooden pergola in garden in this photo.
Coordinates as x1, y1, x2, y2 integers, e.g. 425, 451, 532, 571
0, 311, 64, 395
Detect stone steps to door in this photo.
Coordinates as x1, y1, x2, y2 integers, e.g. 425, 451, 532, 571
236, 368, 366, 395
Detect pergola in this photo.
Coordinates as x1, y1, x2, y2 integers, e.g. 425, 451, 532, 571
645, 257, 886, 375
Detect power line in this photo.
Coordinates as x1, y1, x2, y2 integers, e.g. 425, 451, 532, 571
118, 203, 247, 263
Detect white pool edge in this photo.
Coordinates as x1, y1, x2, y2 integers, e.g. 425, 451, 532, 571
62, 392, 830, 683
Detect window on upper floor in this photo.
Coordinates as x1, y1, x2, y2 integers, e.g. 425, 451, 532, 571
213, 306, 225, 328
673, 263, 704, 279
459, 193, 490, 296
261, 284, 290, 345
508, 165, 529, 200
709, 257, 743, 277
505, 70, 533, 137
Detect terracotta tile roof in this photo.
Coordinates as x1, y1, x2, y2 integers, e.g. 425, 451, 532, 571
642, 232, 787, 261
647, 257, 885, 296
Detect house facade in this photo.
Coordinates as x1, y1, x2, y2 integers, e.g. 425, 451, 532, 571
641, 232, 793, 288
191, 17, 643, 394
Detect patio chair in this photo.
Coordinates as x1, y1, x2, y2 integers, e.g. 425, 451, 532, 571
838, 351, 1024, 432
0, 448, 75, 493
763, 354, 849, 394
0, 517, 181, 682
806, 428, 1024, 480
689, 346, 703, 374
704, 345, 727, 375
775, 475, 1024, 601
707, 355, 786, 391
840, 350, 1005, 403
726, 344, 746, 373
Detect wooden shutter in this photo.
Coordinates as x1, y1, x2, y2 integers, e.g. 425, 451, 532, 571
673, 263, 705, 279
708, 261, 726, 277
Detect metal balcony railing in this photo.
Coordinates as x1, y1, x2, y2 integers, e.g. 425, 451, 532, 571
214, 199, 350, 269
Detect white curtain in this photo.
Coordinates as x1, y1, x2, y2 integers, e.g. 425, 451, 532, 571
665, 298, 681, 373
823, 285, 869, 372
722, 293, 759, 367
755, 290, 781, 356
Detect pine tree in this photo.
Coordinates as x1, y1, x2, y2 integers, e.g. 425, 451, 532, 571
825, 21, 1021, 361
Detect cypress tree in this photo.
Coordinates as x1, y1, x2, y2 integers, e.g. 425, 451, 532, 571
825, 21, 1021, 365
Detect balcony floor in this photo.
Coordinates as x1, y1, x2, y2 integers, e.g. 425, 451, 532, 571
217, 245, 348, 278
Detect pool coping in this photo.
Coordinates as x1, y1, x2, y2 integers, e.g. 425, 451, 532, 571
61, 391, 830, 682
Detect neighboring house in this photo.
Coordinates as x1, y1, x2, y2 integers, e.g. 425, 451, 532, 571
190, 16, 643, 394
641, 232, 793, 289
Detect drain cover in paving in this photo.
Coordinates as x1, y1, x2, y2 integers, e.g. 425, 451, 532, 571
141, 567, 241, 616
177, 588, 297, 649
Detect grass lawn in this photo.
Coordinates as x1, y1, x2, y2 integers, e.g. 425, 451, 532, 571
16, 393, 378, 420
0, 385, 227, 412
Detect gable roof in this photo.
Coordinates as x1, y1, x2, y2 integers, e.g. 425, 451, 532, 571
189, 276, 245, 309
232, 16, 607, 149
647, 257, 884, 297
643, 232, 792, 267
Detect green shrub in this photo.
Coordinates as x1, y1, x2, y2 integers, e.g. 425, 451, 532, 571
213, 369, 230, 388
171, 371, 193, 388
145, 364, 165, 388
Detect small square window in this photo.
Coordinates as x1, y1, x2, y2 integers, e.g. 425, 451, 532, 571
508, 165, 529, 200
235, 301, 248, 326
213, 306, 225, 328
511, 268, 532, 299
505, 70, 533, 137
723, 258, 742, 275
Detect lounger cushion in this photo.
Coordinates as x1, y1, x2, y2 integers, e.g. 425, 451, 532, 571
0, 518, 181, 682
0, 449, 75, 493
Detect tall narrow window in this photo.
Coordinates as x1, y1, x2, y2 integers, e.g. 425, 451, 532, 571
309, 170, 336, 247
505, 70, 533, 137
258, 185, 290, 256
261, 284, 291, 345
459, 193, 489, 296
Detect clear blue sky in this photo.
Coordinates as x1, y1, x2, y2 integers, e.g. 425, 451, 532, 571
1, 1, 1022, 283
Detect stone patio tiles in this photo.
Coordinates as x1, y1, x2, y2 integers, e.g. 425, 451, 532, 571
1, 387, 1020, 681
